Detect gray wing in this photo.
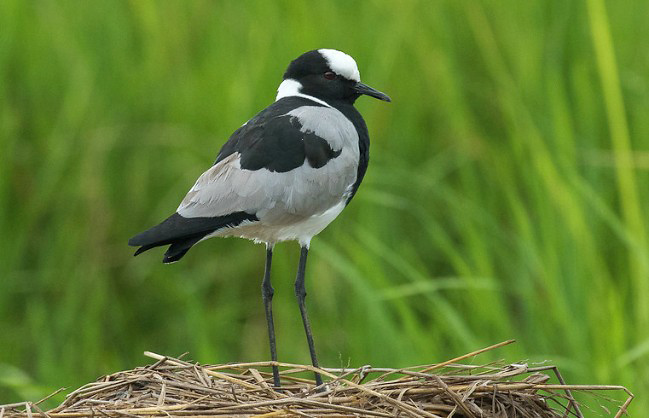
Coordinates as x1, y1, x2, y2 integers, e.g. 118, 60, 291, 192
177, 105, 360, 223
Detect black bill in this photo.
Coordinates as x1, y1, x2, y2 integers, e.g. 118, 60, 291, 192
354, 82, 391, 102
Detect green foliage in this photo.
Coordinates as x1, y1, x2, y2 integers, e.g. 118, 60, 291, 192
1, 0, 647, 413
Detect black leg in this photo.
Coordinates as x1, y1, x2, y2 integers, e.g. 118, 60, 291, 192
294, 246, 324, 387
261, 245, 281, 388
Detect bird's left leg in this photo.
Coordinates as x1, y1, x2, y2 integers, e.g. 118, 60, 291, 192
261, 244, 281, 388
294, 245, 324, 387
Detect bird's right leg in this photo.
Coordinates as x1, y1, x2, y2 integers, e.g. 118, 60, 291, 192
261, 245, 281, 388
294, 246, 324, 387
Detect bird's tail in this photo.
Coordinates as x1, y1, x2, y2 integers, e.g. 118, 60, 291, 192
128, 211, 258, 263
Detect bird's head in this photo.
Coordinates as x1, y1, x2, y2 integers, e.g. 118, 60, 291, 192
277, 49, 391, 105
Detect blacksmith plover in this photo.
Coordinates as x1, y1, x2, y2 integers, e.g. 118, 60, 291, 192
129, 49, 391, 388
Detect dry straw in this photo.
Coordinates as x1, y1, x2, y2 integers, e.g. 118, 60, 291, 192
1, 341, 633, 417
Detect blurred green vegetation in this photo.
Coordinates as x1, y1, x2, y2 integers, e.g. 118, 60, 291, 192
1, 0, 647, 413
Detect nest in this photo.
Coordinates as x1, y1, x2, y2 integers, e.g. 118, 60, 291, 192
1, 341, 633, 417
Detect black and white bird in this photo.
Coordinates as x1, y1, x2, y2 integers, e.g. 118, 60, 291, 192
129, 49, 390, 388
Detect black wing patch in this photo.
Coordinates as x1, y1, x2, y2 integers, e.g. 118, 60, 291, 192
216, 97, 342, 173
303, 128, 342, 168
237, 118, 306, 172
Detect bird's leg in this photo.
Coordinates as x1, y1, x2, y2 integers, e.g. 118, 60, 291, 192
294, 245, 324, 387
261, 245, 281, 388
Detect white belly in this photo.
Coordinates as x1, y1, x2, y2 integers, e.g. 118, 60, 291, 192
214, 200, 347, 247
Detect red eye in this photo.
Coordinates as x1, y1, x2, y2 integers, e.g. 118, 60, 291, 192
324, 71, 336, 80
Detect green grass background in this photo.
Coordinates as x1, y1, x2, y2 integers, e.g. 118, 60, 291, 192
1, 0, 648, 413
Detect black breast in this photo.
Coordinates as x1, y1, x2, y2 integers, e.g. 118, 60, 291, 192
331, 102, 369, 204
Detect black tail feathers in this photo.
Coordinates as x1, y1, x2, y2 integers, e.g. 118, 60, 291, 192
162, 235, 204, 264
129, 211, 258, 263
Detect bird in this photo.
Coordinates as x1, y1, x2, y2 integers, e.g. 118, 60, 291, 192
128, 49, 391, 388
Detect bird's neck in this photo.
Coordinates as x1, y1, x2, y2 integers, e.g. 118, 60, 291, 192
275, 79, 357, 109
